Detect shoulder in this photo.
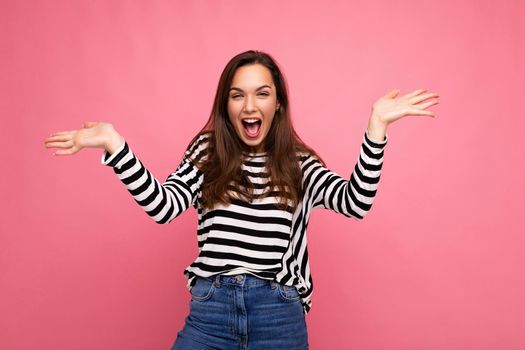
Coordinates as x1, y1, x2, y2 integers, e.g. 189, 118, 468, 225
296, 150, 324, 171
184, 131, 212, 163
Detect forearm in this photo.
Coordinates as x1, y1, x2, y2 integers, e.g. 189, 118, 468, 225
310, 128, 388, 220
366, 114, 388, 143
101, 142, 196, 224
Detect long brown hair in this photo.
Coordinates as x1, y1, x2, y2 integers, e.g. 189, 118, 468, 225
185, 50, 325, 211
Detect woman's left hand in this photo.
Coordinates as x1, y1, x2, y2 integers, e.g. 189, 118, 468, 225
370, 88, 439, 127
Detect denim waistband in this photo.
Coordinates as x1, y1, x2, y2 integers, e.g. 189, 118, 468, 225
201, 273, 275, 288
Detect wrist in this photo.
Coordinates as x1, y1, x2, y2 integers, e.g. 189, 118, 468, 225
104, 131, 124, 154
367, 115, 388, 142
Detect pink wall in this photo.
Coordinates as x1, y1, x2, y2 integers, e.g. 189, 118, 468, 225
2, 0, 524, 349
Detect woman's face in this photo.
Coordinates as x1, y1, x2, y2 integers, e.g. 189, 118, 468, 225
227, 63, 280, 153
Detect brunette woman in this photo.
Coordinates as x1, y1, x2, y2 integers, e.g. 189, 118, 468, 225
44, 50, 439, 349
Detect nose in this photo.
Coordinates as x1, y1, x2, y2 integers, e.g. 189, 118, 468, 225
243, 94, 257, 114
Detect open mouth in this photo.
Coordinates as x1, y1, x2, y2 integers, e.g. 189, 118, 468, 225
241, 118, 262, 138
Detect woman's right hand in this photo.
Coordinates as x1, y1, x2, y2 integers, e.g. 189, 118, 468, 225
44, 121, 124, 156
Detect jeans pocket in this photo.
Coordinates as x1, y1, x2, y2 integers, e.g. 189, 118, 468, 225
190, 277, 216, 302
276, 283, 300, 303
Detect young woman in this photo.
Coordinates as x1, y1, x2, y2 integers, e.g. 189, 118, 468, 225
44, 50, 439, 349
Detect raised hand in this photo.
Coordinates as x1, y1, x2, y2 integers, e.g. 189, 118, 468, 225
371, 88, 439, 126
44, 121, 124, 156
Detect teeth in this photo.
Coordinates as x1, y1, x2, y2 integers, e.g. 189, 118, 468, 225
243, 119, 260, 123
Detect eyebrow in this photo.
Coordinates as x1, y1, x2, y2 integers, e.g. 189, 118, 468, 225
229, 85, 272, 93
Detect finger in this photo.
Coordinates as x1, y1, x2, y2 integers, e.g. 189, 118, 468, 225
54, 147, 78, 156
383, 89, 400, 98
54, 150, 70, 156
404, 88, 427, 99
45, 134, 73, 143
414, 99, 439, 110
83, 121, 97, 128
50, 130, 76, 136
410, 92, 439, 104
407, 108, 435, 117
45, 140, 74, 149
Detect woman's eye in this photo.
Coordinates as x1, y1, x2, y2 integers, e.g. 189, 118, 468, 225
231, 92, 268, 98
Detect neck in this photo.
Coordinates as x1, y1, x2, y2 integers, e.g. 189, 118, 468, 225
243, 143, 265, 154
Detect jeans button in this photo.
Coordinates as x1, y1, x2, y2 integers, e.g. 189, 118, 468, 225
235, 275, 243, 281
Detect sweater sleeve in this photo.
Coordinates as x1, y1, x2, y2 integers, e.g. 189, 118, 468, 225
100, 133, 210, 224
302, 129, 388, 220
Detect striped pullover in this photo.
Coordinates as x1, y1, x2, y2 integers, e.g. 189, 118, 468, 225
100, 129, 388, 314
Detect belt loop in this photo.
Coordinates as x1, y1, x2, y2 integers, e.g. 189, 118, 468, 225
213, 274, 221, 287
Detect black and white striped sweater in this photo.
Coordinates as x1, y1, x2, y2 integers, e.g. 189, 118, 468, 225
101, 129, 388, 314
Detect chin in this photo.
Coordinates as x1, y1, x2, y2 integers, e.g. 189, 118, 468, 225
242, 138, 263, 150
238, 130, 267, 152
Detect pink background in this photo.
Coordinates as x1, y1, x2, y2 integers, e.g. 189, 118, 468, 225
2, 0, 524, 349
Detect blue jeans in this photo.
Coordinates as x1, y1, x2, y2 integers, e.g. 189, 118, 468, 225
170, 273, 309, 350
